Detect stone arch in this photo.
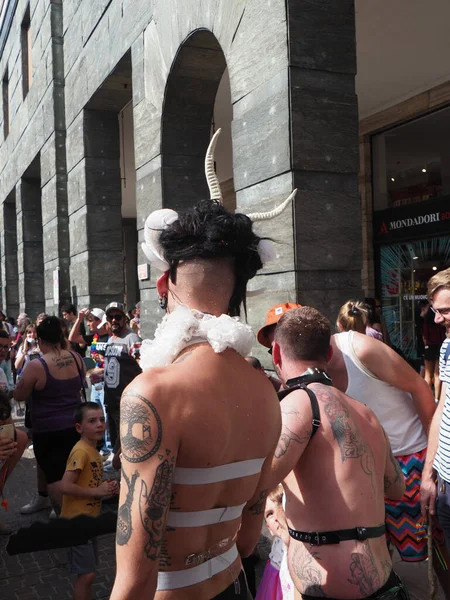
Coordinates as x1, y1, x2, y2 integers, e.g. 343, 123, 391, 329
161, 29, 228, 211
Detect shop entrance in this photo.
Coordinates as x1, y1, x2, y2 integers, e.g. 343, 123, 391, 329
380, 235, 450, 359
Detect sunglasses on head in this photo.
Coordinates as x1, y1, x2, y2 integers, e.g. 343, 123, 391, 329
107, 313, 124, 322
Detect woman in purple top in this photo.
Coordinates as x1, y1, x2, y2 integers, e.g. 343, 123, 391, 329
14, 317, 85, 510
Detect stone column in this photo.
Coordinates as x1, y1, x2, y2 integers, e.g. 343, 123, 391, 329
0, 194, 19, 315
16, 179, 45, 317
67, 109, 124, 308
287, 0, 362, 321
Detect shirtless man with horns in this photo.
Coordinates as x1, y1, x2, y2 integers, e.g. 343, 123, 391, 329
110, 130, 294, 599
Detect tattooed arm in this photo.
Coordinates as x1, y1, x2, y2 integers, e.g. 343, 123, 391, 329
110, 378, 179, 600
383, 431, 405, 500
238, 403, 281, 558
269, 390, 314, 487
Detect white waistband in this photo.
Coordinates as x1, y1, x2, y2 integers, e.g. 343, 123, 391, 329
173, 458, 265, 485
156, 544, 239, 590
167, 503, 246, 528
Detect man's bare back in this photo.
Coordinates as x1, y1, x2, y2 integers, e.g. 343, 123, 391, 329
270, 307, 406, 599
113, 344, 281, 600
277, 382, 403, 598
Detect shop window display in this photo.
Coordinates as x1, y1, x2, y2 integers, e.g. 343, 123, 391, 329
380, 235, 450, 359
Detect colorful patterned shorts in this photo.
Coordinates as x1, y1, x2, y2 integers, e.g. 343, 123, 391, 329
385, 447, 445, 562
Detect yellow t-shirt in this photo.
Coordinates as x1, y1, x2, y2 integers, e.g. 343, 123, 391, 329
60, 439, 103, 519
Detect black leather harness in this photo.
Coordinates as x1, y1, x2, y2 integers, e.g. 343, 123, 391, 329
278, 368, 386, 547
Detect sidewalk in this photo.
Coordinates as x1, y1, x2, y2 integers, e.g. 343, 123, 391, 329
0, 433, 116, 600
0, 432, 445, 599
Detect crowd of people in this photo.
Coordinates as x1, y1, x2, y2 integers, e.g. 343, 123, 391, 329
2, 138, 450, 600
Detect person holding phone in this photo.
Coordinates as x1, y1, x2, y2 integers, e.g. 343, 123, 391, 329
15, 324, 41, 375
0, 390, 27, 533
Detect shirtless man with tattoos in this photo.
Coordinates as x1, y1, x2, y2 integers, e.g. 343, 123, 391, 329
270, 307, 409, 599
110, 198, 283, 599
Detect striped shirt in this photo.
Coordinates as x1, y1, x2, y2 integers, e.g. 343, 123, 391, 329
434, 338, 450, 481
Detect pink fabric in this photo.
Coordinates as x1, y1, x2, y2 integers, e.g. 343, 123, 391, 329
255, 561, 283, 600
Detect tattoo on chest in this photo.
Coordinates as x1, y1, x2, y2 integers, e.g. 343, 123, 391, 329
117, 468, 139, 546
139, 456, 175, 561
348, 542, 381, 596
291, 543, 327, 597
120, 390, 162, 463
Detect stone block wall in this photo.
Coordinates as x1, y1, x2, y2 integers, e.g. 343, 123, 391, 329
0, 0, 360, 354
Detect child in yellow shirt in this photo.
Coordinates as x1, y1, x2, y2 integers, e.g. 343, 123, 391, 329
61, 402, 119, 600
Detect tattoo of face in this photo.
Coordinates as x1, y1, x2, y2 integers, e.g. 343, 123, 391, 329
348, 542, 381, 596
275, 409, 312, 459
291, 543, 327, 597
120, 390, 162, 463
139, 458, 174, 560
249, 489, 269, 516
116, 467, 139, 546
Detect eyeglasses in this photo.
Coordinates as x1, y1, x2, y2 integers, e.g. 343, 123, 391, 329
107, 313, 124, 322
430, 306, 450, 317
0, 344, 9, 350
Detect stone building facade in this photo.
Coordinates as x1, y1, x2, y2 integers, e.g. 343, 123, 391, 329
0, 0, 361, 356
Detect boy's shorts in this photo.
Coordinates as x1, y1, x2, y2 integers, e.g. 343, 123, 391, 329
68, 539, 98, 575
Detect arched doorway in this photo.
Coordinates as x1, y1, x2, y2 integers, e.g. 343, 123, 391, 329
161, 29, 235, 211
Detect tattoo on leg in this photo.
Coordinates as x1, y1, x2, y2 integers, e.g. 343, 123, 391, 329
120, 390, 162, 463
348, 542, 381, 596
291, 543, 327, 597
116, 467, 139, 546
249, 489, 269, 516
139, 458, 174, 560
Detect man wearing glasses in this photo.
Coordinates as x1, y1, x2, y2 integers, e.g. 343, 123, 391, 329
421, 268, 450, 552
103, 302, 141, 457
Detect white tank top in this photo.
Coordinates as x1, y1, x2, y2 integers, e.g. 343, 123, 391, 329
336, 331, 427, 457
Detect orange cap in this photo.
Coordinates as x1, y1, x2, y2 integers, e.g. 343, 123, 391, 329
257, 302, 302, 347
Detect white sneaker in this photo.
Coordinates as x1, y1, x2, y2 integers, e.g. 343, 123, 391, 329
20, 495, 51, 514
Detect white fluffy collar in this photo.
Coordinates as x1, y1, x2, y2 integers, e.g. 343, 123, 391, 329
140, 306, 254, 371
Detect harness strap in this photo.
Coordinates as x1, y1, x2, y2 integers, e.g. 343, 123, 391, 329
278, 384, 321, 439
288, 523, 386, 546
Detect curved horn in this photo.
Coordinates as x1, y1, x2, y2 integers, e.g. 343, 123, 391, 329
205, 128, 223, 203
246, 189, 297, 221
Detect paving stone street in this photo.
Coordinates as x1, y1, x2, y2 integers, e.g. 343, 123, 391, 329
0, 423, 445, 599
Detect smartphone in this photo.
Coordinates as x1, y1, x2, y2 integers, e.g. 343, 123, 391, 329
0, 423, 14, 441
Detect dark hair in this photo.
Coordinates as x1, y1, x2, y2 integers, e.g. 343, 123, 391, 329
61, 303, 76, 316
7, 317, 15, 326
0, 329, 9, 340
275, 306, 331, 362
0, 390, 11, 421
74, 401, 104, 425
158, 200, 263, 317
246, 356, 262, 370
36, 316, 65, 346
